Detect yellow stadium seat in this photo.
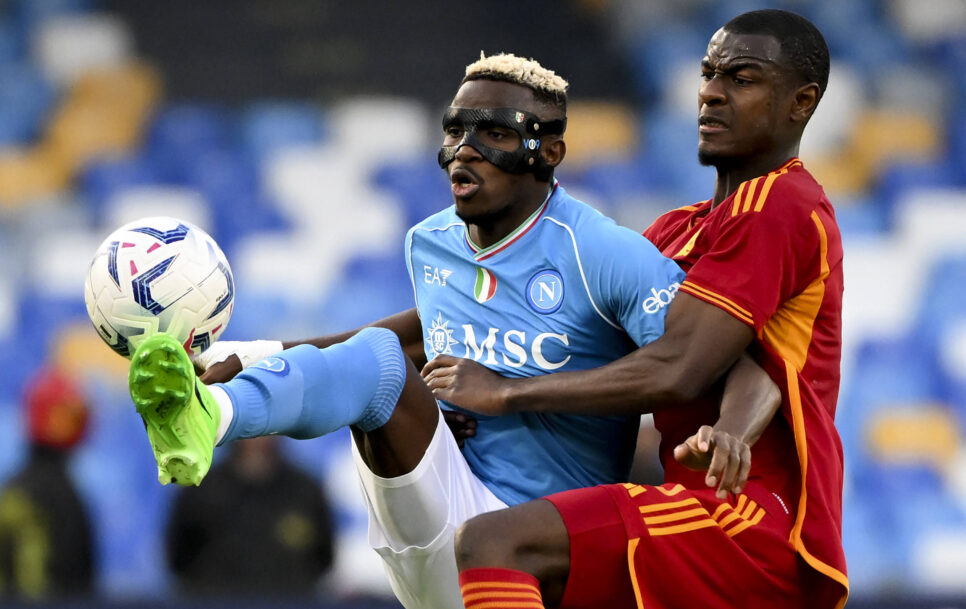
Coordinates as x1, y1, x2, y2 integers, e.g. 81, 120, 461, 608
51, 321, 129, 385
561, 100, 639, 168
865, 403, 962, 469
44, 62, 163, 174
848, 110, 941, 174
0, 146, 71, 209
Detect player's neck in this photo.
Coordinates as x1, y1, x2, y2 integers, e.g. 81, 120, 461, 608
468, 183, 553, 249
710, 146, 800, 208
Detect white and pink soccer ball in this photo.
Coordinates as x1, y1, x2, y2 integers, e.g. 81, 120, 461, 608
84, 216, 234, 358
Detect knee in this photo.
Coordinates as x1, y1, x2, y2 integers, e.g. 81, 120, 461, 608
455, 500, 568, 572
455, 511, 502, 570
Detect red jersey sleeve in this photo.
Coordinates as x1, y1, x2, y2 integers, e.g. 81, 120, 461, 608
681, 171, 827, 333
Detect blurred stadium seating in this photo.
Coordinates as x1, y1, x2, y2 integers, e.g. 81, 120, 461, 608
2, 0, 966, 606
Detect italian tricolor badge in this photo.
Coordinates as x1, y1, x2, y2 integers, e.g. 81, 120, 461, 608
474, 267, 497, 303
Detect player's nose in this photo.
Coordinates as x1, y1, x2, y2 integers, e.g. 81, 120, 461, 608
454, 143, 484, 162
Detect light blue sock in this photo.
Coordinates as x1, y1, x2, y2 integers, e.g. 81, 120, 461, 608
216, 327, 406, 444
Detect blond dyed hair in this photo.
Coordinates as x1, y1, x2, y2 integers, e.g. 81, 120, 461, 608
463, 52, 568, 110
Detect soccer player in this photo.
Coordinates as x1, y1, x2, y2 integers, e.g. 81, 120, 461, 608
129, 53, 779, 609
447, 10, 848, 609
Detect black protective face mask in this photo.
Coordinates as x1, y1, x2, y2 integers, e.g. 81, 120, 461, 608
437, 106, 566, 182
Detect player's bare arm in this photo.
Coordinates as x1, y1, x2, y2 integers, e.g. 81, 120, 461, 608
424, 292, 754, 415
423, 293, 773, 495
672, 352, 780, 498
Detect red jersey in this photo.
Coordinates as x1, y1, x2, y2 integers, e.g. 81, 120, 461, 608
643, 158, 848, 607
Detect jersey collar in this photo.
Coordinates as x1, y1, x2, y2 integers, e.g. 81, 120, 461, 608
466, 180, 559, 261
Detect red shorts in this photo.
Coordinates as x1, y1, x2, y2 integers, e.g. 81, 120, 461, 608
545, 482, 819, 609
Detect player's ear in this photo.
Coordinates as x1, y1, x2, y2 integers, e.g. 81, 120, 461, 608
542, 137, 566, 168
789, 82, 820, 124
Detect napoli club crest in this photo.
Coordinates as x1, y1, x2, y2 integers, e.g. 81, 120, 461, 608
526, 270, 564, 314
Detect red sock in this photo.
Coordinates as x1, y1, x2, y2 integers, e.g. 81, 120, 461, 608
459, 567, 545, 609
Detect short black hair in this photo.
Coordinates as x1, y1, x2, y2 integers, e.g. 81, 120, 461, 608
724, 9, 830, 99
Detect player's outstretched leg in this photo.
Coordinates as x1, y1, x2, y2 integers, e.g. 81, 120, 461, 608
129, 332, 219, 487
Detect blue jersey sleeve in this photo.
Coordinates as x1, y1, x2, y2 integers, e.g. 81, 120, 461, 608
580, 220, 685, 346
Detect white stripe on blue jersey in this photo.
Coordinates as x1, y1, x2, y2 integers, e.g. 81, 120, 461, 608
405, 183, 685, 505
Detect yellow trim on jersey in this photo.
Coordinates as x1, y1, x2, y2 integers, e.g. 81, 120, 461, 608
706, 495, 767, 537
731, 179, 750, 217
462, 591, 542, 603
672, 226, 703, 259
716, 511, 741, 529
643, 507, 708, 525
725, 507, 766, 538
657, 484, 686, 496
783, 359, 850, 606
638, 498, 699, 514
622, 483, 647, 498
628, 538, 645, 609
464, 602, 544, 609
730, 158, 804, 217
752, 158, 802, 212
739, 498, 759, 520
760, 211, 830, 372
461, 582, 539, 592
648, 519, 719, 536
741, 177, 762, 213
681, 281, 755, 326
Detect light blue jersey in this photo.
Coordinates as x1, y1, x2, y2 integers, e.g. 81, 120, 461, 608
405, 183, 685, 505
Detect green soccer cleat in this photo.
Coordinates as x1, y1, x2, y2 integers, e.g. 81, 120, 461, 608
128, 333, 220, 487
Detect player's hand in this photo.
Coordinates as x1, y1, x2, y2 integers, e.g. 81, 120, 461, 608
421, 355, 512, 415
442, 410, 478, 448
198, 354, 243, 384
672, 425, 751, 500
193, 340, 283, 384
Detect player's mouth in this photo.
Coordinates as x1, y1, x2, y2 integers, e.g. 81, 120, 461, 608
450, 167, 481, 199
698, 115, 728, 134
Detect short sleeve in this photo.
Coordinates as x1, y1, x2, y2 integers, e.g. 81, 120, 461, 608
681, 183, 822, 331
583, 223, 686, 347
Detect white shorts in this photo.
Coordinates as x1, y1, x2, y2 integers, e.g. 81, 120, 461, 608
351, 409, 508, 609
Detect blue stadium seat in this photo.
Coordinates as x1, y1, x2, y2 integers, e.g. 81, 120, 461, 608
641, 109, 717, 203
872, 160, 961, 229
78, 153, 166, 222
222, 292, 298, 342
841, 491, 901, 591
0, 19, 25, 63
317, 252, 413, 332
913, 254, 966, 354
0, 402, 26, 486
578, 155, 663, 204
8, 0, 94, 27
837, 334, 941, 475
833, 195, 889, 238
0, 61, 56, 145
72, 392, 173, 597
626, 24, 707, 101
371, 157, 451, 227
239, 100, 327, 164
849, 462, 964, 588
13, 292, 86, 379
143, 103, 235, 183
181, 148, 290, 255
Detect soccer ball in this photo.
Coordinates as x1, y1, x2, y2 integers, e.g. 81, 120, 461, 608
84, 216, 234, 359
